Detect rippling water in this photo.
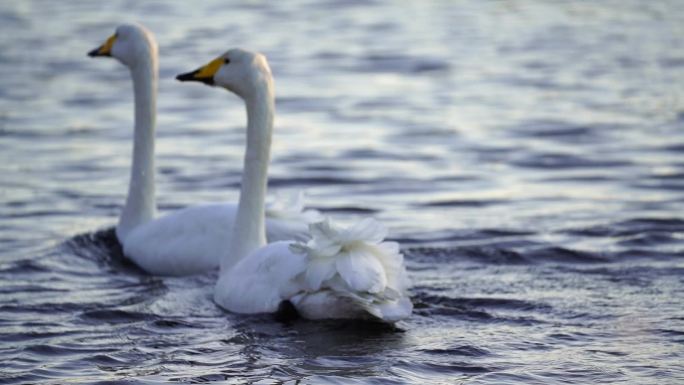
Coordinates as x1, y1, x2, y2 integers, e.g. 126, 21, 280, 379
2, 1, 684, 383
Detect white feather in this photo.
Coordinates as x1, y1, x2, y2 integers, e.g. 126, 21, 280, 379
214, 218, 413, 322
179, 49, 412, 322
122, 203, 316, 276
335, 247, 386, 293
214, 241, 307, 314
90, 25, 318, 276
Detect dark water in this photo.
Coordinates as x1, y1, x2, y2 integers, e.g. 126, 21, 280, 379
2, 1, 684, 383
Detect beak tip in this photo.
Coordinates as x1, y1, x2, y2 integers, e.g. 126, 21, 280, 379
176, 70, 214, 85
88, 48, 108, 58
176, 71, 197, 82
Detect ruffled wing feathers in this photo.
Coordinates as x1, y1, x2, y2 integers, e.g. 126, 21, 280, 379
289, 217, 411, 321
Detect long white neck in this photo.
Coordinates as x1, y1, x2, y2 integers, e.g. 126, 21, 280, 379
116, 54, 158, 242
221, 82, 275, 271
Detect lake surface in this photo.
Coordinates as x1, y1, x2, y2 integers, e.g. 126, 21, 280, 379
1, 1, 684, 384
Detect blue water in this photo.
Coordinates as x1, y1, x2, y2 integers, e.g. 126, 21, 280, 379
1, 1, 684, 383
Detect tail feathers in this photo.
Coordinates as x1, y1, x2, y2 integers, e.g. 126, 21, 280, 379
369, 242, 411, 294
292, 288, 413, 322
290, 218, 412, 322
374, 297, 413, 322
337, 288, 413, 322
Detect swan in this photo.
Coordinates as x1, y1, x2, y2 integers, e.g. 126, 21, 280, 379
176, 49, 412, 322
87, 24, 319, 276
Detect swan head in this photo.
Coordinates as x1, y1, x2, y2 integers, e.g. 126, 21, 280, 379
88, 23, 157, 69
176, 48, 272, 99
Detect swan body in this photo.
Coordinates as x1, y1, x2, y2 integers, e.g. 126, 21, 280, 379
215, 219, 412, 322
121, 201, 316, 276
88, 24, 318, 276
177, 49, 412, 321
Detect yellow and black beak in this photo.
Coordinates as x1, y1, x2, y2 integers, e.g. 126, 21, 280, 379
176, 57, 225, 85
88, 34, 116, 57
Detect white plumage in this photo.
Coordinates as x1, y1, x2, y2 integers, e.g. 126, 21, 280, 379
89, 24, 318, 276
215, 219, 412, 322
122, 198, 320, 276
177, 48, 412, 322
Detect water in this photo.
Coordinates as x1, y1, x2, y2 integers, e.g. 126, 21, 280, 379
1, 0, 684, 383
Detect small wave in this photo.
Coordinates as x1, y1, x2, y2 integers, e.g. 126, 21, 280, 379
63, 228, 146, 274
318, 206, 379, 214
508, 119, 616, 144
22, 343, 91, 357
268, 176, 367, 187
0, 259, 49, 274
411, 293, 547, 326
392, 359, 491, 377
354, 53, 451, 75
647, 172, 684, 181
539, 174, 618, 183
455, 297, 552, 312
662, 143, 684, 152
277, 96, 337, 111
80, 309, 150, 324
0, 330, 80, 343
512, 152, 631, 169
0, 302, 86, 314
616, 232, 682, 247
150, 318, 201, 329
396, 228, 535, 246
419, 345, 490, 357
586, 349, 629, 357
65, 227, 122, 258
416, 199, 507, 208
4, 209, 78, 219
652, 328, 684, 339
0, 284, 68, 295
83, 353, 131, 366
529, 125, 595, 138
413, 303, 494, 320
631, 180, 684, 191
525, 246, 610, 263
406, 244, 614, 265
563, 217, 684, 238
413, 293, 550, 313
405, 246, 528, 265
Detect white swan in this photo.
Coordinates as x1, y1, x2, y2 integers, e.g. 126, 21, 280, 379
176, 49, 412, 322
88, 24, 319, 276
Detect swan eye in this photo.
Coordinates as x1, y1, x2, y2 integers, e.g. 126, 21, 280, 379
224, 58, 230, 64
